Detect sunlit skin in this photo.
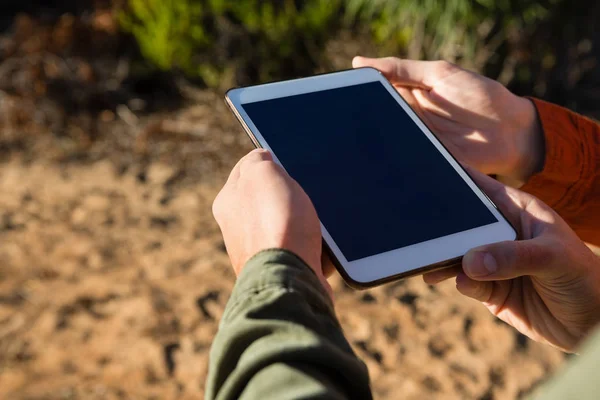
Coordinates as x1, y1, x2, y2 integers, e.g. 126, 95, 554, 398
425, 168, 600, 352
216, 58, 600, 352
352, 56, 545, 187
349, 57, 600, 350
212, 149, 332, 298
215, 150, 600, 352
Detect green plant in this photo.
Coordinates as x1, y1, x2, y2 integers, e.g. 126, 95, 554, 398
345, 0, 564, 77
226, 0, 342, 83
119, 0, 343, 87
119, 0, 210, 73
119, 0, 568, 88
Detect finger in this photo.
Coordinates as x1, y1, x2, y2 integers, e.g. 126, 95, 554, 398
396, 87, 428, 122
396, 86, 418, 109
423, 265, 461, 284
482, 279, 513, 317
412, 88, 454, 120
457, 274, 517, 326
463, 166, 530, 228
321, 252, 336, 278
214, 149, 272, 221
417, 111, 471, 161
462, 239, 557, 281
225, 149, 269, 185
352, 56, 440, 89
455, 272, 494, 302
320, 276, 334, 301
414, 88, 498, 134
238, 148, 274, 177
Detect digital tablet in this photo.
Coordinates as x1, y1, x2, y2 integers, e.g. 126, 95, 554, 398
225, 67, 516, 288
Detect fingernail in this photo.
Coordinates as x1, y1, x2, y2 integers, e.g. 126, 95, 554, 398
464, 251, 497, 277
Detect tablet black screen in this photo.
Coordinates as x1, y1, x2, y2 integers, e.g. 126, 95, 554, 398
242, 81, 497, 262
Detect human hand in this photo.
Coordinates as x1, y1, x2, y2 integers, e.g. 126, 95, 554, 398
423, 168, 600, 352
353, 56, 544, 186
213, 149, 331, 295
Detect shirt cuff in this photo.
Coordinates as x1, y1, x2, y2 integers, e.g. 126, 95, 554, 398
224, 249, 336, 323
520, 98, 591, 210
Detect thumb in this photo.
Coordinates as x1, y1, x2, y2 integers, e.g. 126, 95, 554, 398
463, 165, 531, 232
463, 239, 556, 281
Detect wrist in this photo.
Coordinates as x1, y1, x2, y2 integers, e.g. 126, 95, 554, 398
499, 97, 545, 187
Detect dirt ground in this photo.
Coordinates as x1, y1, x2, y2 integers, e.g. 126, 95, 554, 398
0, 8, 569, 400
0, 100, 567, 400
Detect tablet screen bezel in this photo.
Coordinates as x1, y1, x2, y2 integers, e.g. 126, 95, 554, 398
226, 68, 516, 286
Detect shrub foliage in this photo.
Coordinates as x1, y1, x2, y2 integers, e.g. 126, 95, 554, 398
120, 0, 569, 89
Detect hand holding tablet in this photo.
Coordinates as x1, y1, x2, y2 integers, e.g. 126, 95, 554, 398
225, 68, 516, 288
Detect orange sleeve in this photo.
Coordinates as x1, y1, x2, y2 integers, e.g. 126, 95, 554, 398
520, 98, 600, 246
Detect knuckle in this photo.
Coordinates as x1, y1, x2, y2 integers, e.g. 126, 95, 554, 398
515, 241, 554, 270
524, 194, 544, 211
212, 191, 226, 219
238, 161, 285, 193
430, 60, 460, 81
473, 282, 492, 302
248, 160, 281, 178
383, 57, 403, 76
525, 195, 565, 230
242, 149, 272, 164
434, 60, 456, 73
238, 156, 255, 172
385, 56, 402, 67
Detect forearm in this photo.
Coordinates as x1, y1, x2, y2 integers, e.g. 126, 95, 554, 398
521, 98, 600, 246
205, 249, 372, 400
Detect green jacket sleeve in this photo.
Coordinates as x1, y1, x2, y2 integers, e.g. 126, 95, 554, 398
205, 249, 372, 400
532, 326, 600, 400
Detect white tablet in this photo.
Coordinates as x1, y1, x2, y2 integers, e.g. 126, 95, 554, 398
225, 68, 516, 288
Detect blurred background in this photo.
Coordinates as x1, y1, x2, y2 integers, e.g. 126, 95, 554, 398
0, 1, 597, 399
